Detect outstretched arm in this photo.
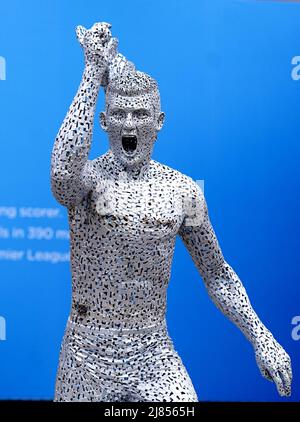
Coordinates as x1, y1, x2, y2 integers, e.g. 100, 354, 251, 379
178, 179, 292, 396
51, 22, 125, 207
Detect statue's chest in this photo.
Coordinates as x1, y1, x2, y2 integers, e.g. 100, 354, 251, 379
88, 178, 184, 240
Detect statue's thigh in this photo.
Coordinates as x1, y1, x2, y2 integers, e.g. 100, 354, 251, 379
129, 351, 199, 402
53, 340, 120, 402
54, 356, 104, 402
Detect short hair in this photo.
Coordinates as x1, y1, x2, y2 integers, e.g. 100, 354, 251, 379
105, 70, 161, 114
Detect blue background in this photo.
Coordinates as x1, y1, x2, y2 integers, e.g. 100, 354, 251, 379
0, 0, 299, 401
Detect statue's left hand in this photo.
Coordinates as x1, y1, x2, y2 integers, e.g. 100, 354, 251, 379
254, 336, 292, 396
76, 22, 118, 71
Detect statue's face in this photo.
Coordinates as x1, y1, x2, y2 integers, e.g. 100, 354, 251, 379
101, 91, 164, 168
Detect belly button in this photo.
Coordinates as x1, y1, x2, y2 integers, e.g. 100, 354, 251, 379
75, 302, 89, 316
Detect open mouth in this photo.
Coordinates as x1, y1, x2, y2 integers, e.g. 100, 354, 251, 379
122, 135, 137, 155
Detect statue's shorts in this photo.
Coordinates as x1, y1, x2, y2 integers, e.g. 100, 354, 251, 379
54, 316, 198, 402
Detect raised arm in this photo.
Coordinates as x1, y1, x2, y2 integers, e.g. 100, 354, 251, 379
178, 179, 292, 397
51, 22, 127, 207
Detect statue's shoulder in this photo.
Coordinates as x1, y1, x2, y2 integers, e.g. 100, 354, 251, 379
151, 160, 197, 189
88, 152, 111, 174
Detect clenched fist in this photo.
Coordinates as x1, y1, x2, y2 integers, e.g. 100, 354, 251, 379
76, 22, 118, 73
254, 335, 292, 397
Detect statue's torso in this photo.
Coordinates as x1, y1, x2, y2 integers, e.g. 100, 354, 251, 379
67, 152, 194, 329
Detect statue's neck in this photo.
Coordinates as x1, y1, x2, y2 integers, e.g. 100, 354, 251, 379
106, 149, 151, 180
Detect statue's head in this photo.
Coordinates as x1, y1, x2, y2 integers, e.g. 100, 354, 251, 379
100, 70, 165, 168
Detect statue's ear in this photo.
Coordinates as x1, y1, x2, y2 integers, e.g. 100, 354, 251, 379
156, 112, 165, 132
100, 112, 108, 132
76, 25, 87, 46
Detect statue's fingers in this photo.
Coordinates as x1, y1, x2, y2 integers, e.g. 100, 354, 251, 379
92, 22, 111, 31
279, 369, 291, 396
91, 22, 112, 43
285, 363, 293, 381
271, 371, 286, 396
107, 37, 118, 56
102, 38, 118, 66
259, 366, 273, 381
76, 25, 86, 45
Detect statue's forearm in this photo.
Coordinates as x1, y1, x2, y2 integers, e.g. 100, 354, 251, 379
204, 261, 273, 346
52, 64, 102, 173
51, 64, 103, 205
